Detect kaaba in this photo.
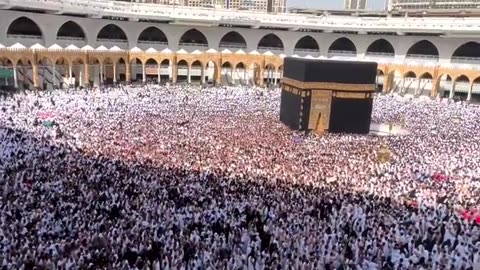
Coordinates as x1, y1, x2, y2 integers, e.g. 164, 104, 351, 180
280, 57, 377, 134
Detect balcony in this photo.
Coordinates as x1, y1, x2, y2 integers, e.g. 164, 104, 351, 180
96, 39, 129, 49
6, 34, 43, 47
365, 52, 395, 59
327, 50, 357, 58
451, 56, 480, 65
56, 37, 86, 47
257, 46, 284, 54
219, 42, 247, 50
137, 41, 168, 50
293, 48, 320, 57
405, 54, 439, 62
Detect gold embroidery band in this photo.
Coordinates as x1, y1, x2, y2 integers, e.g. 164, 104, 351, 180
333, 92, 368, 99
282, 77, 376, 92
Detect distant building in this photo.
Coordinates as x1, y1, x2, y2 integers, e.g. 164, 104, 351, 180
344, 0, 368, 10
391, 0, 480, 10
118, 0, 286, 12
118, 0, 183, 4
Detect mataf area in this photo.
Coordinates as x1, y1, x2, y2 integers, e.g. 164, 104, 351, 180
1, 85, 479, 269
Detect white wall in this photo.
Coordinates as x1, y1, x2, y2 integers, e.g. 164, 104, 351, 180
0, 9, 475, 63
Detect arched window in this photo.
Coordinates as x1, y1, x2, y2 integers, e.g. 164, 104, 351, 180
219, 31, 246, 49
179, 29, 208, 47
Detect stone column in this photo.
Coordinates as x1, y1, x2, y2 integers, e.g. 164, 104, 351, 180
68, 64, 73, 86
274, 69, 278, 85
79, 70, 83, 87
415, 79, 421, 96
13, 65, 18, 89
201, 66, 205, 84
187, 65, 191, 84
430, 79, 440, 97
172, 62, 177, 84
113, 64, 117, 84
157, 64, 161, 84
467, 83, 473, 101
100, 64, 104, 85
52, 64, 56, 88
125, 61, 131, 84
259, 68, 264, 86
214, 64, 221, 86
142, 64, 146, 84
84, 62, 89, 87
32, 64, 39, 89
449, 82, 455, 99
169, 62, 173, 80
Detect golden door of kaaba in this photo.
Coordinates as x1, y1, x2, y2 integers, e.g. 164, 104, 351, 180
308, 90, 332, 134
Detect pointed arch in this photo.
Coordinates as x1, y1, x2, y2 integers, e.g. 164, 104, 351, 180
294, 35, 319, 52
328, 37, 357, 56
404, 71, 416, 78
454, 75, 470, 83
366, 39, 395, 56
222, 62, 232, 69
236, 62, 246, 70
179, 29, 208, 47
7, 17, 42, 37
406, 40, 439, 59
138, 27, 168, 44
219, 31, 247, 49
418, 72, 433, 79
57, 21, 85, 40
160, 59, 170, 66
257, 34, 284, 50
191, 60, 203, 67
97, 24, 127, 41
451, 75, 470, 100
145, 58, 158, 65
451, 42, 480, 63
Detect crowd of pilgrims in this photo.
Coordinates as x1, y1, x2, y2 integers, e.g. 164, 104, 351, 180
0, 84, 479, 270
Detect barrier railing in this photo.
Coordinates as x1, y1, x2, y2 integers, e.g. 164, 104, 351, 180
57, 37, 85, 41
451, 56, 480, 64
138, 41, 168, 45
405, 54, 439, 60
365, 52, 395, 57
219, 42, 247, 49
7, 34, 42, 40
294, 48, 320, 53
96, 39, 128, 43
258, 47, 284, 52
179, 42, 208, 47
328, 50, 357, 56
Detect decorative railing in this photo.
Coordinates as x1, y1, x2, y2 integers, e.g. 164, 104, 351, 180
405, 54, 439, 60
327, 50, 357, 57
57, 37, 85, 41
96, 38, 128, 43
365, 52, 395, 57
7, 34, 42, 40
179, 42, 208, 47
294, 48, 320, 53
219, 42, 247, 49
257, 46, 284, 52
451, 56, 480, 64
138, 41, 168, 45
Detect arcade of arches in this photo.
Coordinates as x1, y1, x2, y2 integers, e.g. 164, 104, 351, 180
0, 49, 480, 100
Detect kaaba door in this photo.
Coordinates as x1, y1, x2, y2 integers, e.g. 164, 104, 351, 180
308, 90, 332, 133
